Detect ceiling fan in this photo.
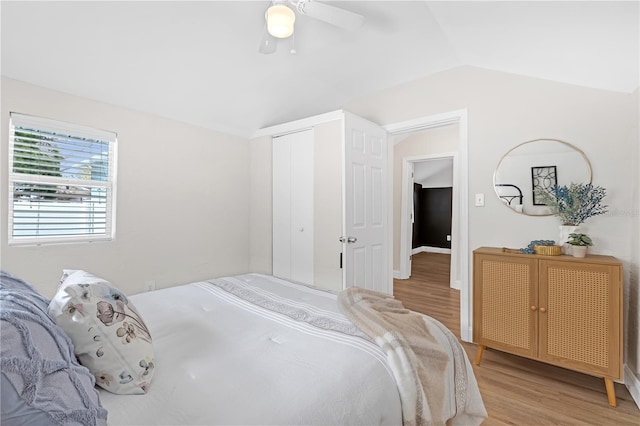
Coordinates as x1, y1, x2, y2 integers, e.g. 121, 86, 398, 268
259, 0, 365, 54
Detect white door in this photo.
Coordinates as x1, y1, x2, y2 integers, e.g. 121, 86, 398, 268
342, 112, 390, 293
273, 130, 314, 285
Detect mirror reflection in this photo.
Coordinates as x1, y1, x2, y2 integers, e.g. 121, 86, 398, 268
493, 139, 592, 216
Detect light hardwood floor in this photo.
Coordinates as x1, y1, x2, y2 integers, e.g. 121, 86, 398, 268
393, 251, 640, 426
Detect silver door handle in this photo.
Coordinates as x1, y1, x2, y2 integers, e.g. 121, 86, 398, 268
339, 236, 357, 243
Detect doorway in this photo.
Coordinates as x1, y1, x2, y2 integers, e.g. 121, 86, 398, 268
384, 109, 471, 342
407, 156, 454, 284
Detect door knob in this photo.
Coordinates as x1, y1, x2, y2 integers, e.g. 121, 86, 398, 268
339, 236, 358, 243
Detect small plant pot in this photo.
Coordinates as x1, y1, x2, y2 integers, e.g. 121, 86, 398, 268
571, 245, 588, 258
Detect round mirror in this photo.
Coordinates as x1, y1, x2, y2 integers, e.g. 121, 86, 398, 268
493, 139, 592, 216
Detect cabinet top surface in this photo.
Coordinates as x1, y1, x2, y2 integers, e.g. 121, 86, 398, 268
474, 247, 621, 265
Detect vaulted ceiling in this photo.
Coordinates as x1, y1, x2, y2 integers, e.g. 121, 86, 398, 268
2, 1, 638, 138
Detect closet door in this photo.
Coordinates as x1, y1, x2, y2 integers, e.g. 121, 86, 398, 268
272, 130, 314, 284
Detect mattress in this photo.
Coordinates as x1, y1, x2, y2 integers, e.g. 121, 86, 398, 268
99, 273, 484, 425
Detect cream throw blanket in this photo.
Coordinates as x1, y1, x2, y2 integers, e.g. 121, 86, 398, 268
338, 287, 484, 426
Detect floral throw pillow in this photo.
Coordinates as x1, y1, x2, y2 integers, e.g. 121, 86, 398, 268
48, 270, 155, 395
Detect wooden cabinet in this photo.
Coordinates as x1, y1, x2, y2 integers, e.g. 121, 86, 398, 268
473, 247, 623, 406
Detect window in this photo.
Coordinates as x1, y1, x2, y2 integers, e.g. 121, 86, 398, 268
8, 113, 117, 245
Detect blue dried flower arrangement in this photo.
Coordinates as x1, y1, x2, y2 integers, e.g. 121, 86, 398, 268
534, 183, 608, 226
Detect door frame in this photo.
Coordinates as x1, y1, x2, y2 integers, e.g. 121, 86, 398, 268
399, 152, 458, 288
384, 109, 471, 342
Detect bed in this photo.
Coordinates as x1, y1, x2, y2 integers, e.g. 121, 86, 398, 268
1, 271, 486, 426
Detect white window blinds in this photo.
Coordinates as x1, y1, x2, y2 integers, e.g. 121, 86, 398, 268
8, 113, 117, 245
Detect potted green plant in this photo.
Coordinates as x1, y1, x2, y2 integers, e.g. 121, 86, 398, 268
567, 232, 592, 258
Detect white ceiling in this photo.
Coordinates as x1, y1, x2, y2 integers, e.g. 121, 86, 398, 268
414, 157, 453, 187
2, 1, 638, 138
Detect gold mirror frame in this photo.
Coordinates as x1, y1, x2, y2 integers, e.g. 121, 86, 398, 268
493, 139, 592, 216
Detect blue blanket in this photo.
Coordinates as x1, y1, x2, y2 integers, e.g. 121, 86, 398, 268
0, 271, 107, 426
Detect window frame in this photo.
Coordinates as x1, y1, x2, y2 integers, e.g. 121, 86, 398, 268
8, 113, 118, 246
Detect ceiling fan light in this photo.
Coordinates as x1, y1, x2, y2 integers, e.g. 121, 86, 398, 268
267, 4, 295, 38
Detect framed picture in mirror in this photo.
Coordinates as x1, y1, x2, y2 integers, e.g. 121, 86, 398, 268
531, 165, 557, 205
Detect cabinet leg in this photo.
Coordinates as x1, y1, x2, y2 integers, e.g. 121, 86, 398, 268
474, 345, 486, 365
604, 378, 617, 407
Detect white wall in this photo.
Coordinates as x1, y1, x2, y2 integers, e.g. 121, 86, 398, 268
313, 120, 343, 291
627, 88, 639, 399
249, 135, 273, 275
346, 66, 635, 255
344, 65, 638, 389
1, 78, 250, 298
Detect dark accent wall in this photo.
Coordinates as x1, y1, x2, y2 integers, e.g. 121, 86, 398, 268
412, 186, 452, 249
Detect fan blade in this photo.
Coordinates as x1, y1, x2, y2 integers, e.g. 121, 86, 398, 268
296, 0, 364, 31
259, 29, 278, 54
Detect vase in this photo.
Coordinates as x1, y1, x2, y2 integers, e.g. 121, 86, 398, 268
572, 245, 587, 258
559, 225, 578, 254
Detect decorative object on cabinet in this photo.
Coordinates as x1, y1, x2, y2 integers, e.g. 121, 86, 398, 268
533, 244, 562, 256
558, 225, 580, 254
473, 247, 623, 407
493, 139, 591, 216
571, 245, 588, 258
520, 240, 555, 254
531, 165, 557, 205
567, 233, 593, 258
534, 183, 608, 226
535, 182, 607, 253
567, 232, 593, 246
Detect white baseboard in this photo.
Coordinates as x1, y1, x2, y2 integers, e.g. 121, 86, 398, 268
406, 247, 457, 290
452, 279, 461, 290
393, 270, 409, 279
624, 364, 640, 410
412, 246, 452, 255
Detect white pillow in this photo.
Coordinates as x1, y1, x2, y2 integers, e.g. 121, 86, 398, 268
48, 270, 155, 395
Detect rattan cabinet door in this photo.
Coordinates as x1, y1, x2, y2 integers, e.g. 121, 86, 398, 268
473, 253, 539, 359
538, 260, 622, 379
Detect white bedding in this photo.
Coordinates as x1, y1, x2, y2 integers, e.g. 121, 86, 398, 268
100, 274, 401, 425
99, 274, 483, 425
